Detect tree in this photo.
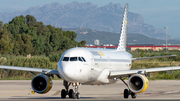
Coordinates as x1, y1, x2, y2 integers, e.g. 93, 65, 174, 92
79, 40, 86, 46
0, 21, 3, 29
33, 34, 45, 55
0, 33, 14, 54
26, 15, 37, 26
0, 21, 3, 37
21, 33, 34, 55
0, 15, 81, 57
8, 15, 28, 35
35, 21, 48, 35
50, 32, 64, 51
13, 34, 24, 55
63, 31, 77, 41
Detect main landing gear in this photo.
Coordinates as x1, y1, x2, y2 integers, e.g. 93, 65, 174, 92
61, 80, 80, 99
120, 78, 136, 99
124, 89, 136, 99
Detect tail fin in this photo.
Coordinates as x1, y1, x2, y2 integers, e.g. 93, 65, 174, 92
117, 4, 128, 51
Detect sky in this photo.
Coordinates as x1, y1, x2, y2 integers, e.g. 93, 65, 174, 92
0, 0, 180, 38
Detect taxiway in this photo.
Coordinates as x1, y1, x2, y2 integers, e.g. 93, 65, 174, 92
0, 80, 180, 100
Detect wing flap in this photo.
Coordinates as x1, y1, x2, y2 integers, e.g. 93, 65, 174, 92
109, 66, 180, 78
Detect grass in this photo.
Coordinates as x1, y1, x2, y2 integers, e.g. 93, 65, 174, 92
132, 58, 180, 80
1, 49, 180, 80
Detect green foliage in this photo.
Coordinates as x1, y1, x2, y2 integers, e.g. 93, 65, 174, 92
0, 33, 14, 54
63, 31, 77, 41
26, 15, 37, 26
0, 15, 84, 57
48, 51, 64, 62
0, 55, 53, 79
79, 40, 86, 47
131, 49, 180, 79
0, 21, 3, 29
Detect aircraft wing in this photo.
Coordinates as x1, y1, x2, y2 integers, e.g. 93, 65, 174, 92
0, 65, 59, 75
132, 55, 176, 61
109, 66, 180, 78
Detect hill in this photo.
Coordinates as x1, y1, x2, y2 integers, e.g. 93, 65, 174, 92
63, 28, 180, 45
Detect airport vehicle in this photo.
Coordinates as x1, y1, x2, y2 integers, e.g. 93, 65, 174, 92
0, 3, 179, 99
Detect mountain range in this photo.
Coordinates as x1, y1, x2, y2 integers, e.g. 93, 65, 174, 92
0, 1, 172, 40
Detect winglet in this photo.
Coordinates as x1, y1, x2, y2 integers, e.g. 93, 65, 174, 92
117, 4, 128, 51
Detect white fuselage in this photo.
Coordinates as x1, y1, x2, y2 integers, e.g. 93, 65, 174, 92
58, 48, 132, 85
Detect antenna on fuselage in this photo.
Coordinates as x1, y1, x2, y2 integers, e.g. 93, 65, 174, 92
117, 3, 128, 51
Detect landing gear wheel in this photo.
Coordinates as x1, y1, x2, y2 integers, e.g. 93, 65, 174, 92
124, 89, 129, 98
61, 89, 67, 99
73, 94, 76, 99
68, 89, 74, 98
131, 92, 136, 98
77, 93, 80, 99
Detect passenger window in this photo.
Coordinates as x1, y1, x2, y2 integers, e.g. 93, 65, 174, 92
78, 57, 83, 62
70, 57, 77, 61
63, 57, 69, 61
81, 57, 86, 62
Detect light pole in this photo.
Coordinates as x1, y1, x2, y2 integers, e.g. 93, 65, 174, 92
164, 27, 169, 52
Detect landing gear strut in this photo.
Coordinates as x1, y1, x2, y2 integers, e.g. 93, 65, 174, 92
61, 80, 81, 99
72, 82, 80, 99
120, 78, 137, 99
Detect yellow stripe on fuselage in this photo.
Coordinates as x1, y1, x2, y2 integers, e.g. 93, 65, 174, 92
98, 51, 105, 56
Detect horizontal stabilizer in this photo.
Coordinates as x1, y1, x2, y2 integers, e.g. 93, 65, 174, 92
132, 55, 176, 61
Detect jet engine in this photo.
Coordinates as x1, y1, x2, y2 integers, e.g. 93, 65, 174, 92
31, 75, 53, 94
128, 74, 149, 93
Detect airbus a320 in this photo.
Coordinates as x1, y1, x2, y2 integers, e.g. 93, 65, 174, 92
0, 4, 179, 99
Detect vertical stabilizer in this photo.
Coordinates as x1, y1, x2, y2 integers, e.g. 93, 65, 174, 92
117, 4, 128, 51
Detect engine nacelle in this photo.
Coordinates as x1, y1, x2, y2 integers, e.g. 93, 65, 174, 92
128, 74, 149, 94
31, 75, 53, 94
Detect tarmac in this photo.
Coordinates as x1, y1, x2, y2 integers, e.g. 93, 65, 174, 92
0, 80, 180, 100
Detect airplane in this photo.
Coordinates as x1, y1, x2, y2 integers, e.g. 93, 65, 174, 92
0, 3, 179, 99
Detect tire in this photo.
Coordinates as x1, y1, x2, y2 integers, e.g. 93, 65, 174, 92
124, 89, 129, 99
68, 89, 74, 98
131, 92, 136, 98
73, 93, 76, 99
77, 93, 80, 99
61, 89, 66, 99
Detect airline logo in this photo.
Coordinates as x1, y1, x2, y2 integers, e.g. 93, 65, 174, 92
90, 51, 105, 56
98, 51, 105, 56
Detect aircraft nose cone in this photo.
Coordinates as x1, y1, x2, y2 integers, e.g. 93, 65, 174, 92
63, 64, 77, 80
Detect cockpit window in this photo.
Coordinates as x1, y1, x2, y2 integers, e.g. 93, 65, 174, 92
78, 57, 83, 62
63, 57, 69, 61
63, 57, 86, 62
81, 57, 86, 62
70, 57, 77, 61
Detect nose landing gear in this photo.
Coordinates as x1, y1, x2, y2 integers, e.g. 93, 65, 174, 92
72, 82, 80, 99
61, 80, 81, 99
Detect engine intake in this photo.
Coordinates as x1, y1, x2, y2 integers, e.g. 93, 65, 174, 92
31, 75, 53, 94
128, 74, 149, 93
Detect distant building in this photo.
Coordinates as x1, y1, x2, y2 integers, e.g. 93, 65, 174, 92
85, 44, 180, 51
94, 39, 100, 46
